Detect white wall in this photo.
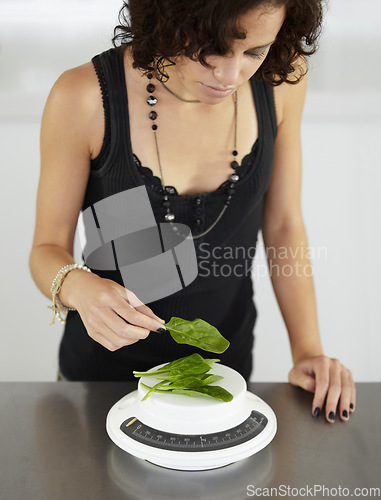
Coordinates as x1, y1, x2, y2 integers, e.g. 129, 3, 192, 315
0, 0, 380, 381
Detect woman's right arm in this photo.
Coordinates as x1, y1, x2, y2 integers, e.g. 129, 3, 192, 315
29, 63, 165, 351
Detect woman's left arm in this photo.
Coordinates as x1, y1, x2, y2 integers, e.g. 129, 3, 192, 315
262, 67, 356, 423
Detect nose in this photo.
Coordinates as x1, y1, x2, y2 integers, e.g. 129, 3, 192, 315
211, 55, 242, 87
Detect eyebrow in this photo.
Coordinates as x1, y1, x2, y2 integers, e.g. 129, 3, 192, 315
246, 40, 276, 51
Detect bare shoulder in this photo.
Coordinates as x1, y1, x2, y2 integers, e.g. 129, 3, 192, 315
49, 61, 100, 100
45, 61, 101, 123
42, 60, 104, 158
273, 57, 308, 127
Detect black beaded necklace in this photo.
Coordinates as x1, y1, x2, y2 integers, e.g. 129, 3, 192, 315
146, 72, 241, 240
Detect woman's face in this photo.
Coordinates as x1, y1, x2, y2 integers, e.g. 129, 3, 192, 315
165, 3, 286, 104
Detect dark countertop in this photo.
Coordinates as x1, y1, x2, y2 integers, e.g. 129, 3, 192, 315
0, 382, 380, 500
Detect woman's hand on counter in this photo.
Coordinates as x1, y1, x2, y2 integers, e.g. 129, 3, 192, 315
288, 355, 356, 423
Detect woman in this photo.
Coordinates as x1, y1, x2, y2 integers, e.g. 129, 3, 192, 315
29, 0, 355, 422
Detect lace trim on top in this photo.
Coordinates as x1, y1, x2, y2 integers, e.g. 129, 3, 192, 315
91, 55, 111, 170
132, 140, 258, 197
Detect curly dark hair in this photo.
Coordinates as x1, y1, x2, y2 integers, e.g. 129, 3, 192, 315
112, 0, 324, 86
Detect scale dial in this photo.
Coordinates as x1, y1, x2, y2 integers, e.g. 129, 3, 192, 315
120, 410, 268, 452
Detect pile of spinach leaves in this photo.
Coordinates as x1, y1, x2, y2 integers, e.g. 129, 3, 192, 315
133, 317, 233, 402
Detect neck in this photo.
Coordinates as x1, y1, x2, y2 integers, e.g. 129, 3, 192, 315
160, 81, 201, 104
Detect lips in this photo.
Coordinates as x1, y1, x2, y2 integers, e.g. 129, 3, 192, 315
200, 83, 236, 98
205, 85, 234, 91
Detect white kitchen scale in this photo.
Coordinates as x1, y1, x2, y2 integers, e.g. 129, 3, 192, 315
106, 363, 277, 471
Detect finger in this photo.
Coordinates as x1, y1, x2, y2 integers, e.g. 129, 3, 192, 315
90, 329, 131, 352
288, 367, 316, 393
325, 359, 342, 423
124, 289, 166, 323
134, 303, 166, 323
311, 356, 330, 418
85, 311, 140, 351
102, 309, 152, 342
114, 298, 166, 333
339, 368, 353, 421
349, 375, 356, 414
91, 319, 146, 351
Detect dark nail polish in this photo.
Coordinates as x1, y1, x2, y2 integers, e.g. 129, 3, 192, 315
156, 327, 167, 333
313, 407, 320, 418
328, 411, 335, 422
350, 403, 354, 410
342, 410, 348, 418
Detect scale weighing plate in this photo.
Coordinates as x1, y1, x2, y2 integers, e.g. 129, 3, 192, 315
106, 363, 277, 471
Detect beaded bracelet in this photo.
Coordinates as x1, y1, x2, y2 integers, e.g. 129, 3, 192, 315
49, 264, 91, 325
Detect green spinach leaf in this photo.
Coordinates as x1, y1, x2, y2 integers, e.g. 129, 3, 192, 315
164, 317, 230, 354
156, 374, 224, 390
171, 386, 233, 402
133, 353, 215, 378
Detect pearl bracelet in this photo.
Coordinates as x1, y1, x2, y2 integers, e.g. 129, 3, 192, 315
49, 264, 91, 325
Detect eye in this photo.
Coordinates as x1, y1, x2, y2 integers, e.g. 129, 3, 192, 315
245, 51, 267, 61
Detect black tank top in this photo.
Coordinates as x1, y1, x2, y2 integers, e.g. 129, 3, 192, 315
59, 48, 277, 381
